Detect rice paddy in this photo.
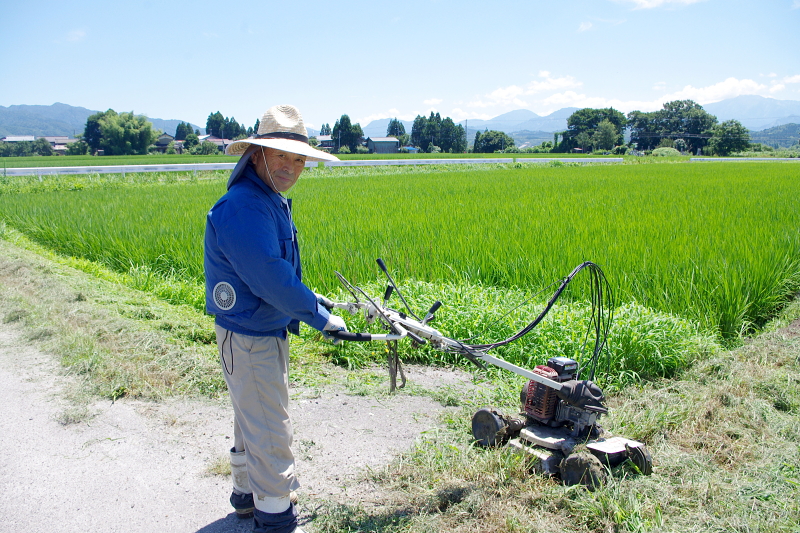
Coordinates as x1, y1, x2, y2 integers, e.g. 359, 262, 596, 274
2, 161, 798, 341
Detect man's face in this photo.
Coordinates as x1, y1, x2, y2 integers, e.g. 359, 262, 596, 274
250, 147, 306, 192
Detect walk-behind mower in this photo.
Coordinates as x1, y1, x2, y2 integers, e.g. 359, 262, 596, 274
323, 259, 652, 487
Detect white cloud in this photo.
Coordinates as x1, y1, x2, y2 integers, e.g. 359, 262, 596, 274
530, 76, 791, 115
527, 72, 582, 95
423, 98, 442, 105
67, 30, 85, 42
489, 85, 525, 100
461, 74, 787, 121
660, 77, 769, 103
615, 0, 706, 8
793, 0, 800, 9
578, 22, 593, 32
449, 108, 492, 121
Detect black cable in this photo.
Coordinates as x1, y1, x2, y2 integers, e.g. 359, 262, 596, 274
457, 262, 612, 382
463, 261, 596, 350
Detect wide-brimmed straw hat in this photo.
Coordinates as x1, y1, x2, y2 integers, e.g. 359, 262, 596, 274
225, 105, 338, 189
226, 104, 339, 162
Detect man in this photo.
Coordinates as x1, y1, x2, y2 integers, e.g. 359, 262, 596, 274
204, 104, 346, 533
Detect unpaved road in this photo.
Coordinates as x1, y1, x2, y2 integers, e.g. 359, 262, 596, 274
0, 321, 476, 533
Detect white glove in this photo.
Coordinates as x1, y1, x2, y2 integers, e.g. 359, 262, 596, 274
315, 293, 335, 311
322, 314, 348, 344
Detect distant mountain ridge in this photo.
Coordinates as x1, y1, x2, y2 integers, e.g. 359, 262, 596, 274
703, 95, 800, 130
4, 96, 799, 142
0, 103, 203, 138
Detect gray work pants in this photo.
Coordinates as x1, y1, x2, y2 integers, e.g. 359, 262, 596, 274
216, 324, 301, 500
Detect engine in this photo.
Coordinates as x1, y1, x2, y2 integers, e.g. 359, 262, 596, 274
519, 357, 601, 435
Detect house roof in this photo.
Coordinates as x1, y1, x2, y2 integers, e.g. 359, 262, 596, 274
367, 137, 400, 143
2, 135, 36, 142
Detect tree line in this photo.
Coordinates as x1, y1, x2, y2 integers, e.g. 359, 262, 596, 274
0, 100, 774, 158
543, 100, 751, 156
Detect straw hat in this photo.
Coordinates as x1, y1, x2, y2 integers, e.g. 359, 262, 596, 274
225, 104, 339, 162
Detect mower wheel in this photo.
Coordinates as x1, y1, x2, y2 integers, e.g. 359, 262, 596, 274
627, 443, 653, 476
471, 408, 508, 447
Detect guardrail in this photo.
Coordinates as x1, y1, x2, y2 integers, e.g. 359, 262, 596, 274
3, 157, 625, 177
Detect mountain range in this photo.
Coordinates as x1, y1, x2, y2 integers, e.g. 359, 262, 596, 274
2, 96, 800, 141
0, 103, 203, 138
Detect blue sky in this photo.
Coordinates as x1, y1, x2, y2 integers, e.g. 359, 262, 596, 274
2, 0, 798, 130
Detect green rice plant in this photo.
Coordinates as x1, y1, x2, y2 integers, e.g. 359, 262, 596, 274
1, 162, 798, 344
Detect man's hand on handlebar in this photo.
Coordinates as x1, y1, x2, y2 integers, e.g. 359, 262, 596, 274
322, 314, 348, 344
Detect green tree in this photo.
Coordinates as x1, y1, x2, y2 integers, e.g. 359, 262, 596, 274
592, 119, 619, 151
574, 131, 592, 152
183, 133, 199, 151
628, 100, 717, 154
32, 138, 54, 156
65, 140, 89, 156
175, 122, 192, 140
206, 111, 225, 137
84, 110, 115, 154
223, 117, 247, 139
558, 108, 626, 152
331, 114, 363, 153
438, 117, 466, 153
191, 140, 220, 155
473, 130, 515, 153
386, 118, 405, 137
319, 123, 331, 136
422, 112, 441, 152
97, 111, 158, 155
410, 115, 427, 147
708, 119, 750, 156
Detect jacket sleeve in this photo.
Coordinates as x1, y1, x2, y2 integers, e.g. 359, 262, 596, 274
214, 201, 329, 332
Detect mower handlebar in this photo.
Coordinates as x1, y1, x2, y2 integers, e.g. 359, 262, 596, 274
326, 330, 375, 342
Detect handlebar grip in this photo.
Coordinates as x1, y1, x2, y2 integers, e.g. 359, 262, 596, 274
405, 330, 427, 345
327, 330, 373, 342
376, 258, 387, 272
427, 301, 442, 315
383, 284, 393, 302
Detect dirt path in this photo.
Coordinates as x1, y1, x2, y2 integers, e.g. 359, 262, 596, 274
0, 319, 476, 533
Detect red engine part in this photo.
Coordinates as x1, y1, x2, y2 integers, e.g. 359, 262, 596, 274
523, 365, 560, 423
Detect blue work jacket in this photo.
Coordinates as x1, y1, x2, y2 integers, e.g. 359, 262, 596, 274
204, 164, 329, 337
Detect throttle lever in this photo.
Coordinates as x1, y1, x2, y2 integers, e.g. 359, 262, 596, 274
422, 300, 441, 325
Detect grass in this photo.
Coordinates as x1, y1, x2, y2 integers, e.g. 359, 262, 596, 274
308, 311, 800, 532
313, 279, 719, 392
0, 197, 798, 532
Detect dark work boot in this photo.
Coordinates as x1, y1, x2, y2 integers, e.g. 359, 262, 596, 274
230, 490, 254, 519
252, 502, 300, 533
